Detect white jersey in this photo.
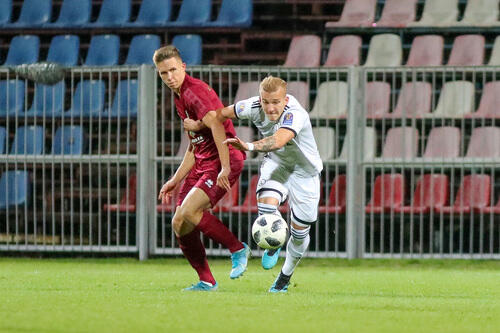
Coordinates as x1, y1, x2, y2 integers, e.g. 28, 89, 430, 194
234, 94, 323, 177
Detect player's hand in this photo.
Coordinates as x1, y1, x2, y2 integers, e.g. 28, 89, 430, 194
223, 136, 248, 151
183, 119, 201, 132
158, 179, 178, 205
217, 167, 231, 192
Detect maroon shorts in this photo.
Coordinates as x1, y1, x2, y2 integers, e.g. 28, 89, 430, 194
177, 150, 245, 207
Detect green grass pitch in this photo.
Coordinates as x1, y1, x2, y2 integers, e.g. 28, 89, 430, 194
0, 257, 499, 333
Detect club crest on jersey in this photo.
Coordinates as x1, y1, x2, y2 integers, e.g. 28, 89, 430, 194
283, 112, 293, 125
238, 103, 245, 114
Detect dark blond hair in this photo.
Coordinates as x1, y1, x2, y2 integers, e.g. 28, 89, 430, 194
259, 76, 287, 94
153, 45, 183, 64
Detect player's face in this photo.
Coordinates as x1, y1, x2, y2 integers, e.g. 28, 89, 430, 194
155, 57, 186, 91
260, 87, 289, 122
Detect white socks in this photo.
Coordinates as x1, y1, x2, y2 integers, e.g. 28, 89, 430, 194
282, 226, 310, 276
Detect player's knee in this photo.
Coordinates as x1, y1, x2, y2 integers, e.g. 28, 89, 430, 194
176, 205, 202, 225
172, 211, 184, 235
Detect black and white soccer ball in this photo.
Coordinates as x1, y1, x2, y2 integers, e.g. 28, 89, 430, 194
251, 214, 288, 250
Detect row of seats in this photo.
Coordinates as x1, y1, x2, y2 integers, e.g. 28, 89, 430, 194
0, 125, 85, 155
1, 34, 202, 66
327, 0, 500, 28
0, 0, 252, 28
287, 33, 500, 67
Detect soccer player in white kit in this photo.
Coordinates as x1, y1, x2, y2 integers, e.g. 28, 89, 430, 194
184, 76, 323, 293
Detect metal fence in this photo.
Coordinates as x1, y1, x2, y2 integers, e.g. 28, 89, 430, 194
0, 65, 499, 259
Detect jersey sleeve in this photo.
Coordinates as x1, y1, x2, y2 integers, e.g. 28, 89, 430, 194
186, 84, 223, 120
234, 96, 260, 120
278, 108, 307, 137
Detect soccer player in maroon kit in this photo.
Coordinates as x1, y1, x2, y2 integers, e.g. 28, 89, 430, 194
153, 45, 250, 291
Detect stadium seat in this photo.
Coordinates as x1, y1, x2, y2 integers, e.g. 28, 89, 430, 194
364, 34, 402, 67
465, 127, 500, 158
124, 35, 161, 65
365, 174, 405, 213
92, 0, 131, 27
203, 0, 253, 27
10, 126, 45, 155
428, 81, 475, 118
410, 0, 459, 26
0, 170, 31, 209
365, 81, 391, 119
454, 0, 499, 26
339, 127, 377, 161
234, 81, 260, 102
52, 125, 85, 155
231, 175, 259, 213
172, 34, 202, 66
48, 0, 91, 27
105, 80, 138, 118
447, 35, 485, 66
46, 35, 79, 66
423, 127, 461, 159
235, 126, 254, 143
312, 127, 335, 160
319, 174, 347, 214
395, 174, 449, 214
64, 80, 106, 118
438, 175, 491, 214
477, 196, 500, 214
127, 0, 171, 27
10, 0, 51, 27
488, 36, 500, 65
84, 35, 120, 66
390, 82, 432, 118
0, 0, 12, 26
24, 81, 65, 117
310, 81, 348, 119
376, 0, 417, 27
283, 35, 322, 68
323, 35, 362, 67
467, 82, 500, 118
0, 127, 6, 154
104, 174, 137, 213
406, 35, 444, 66
212, 180, 240, 213
0, 80, 25, 117
325, 0, 376, 27
168, 0, 212, 27
3, 35, 40, 66
381, 127, 419, 159
287, 81, 310, 110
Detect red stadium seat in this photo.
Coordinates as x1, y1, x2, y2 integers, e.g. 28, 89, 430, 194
376, 0, 417, 27
477, 196, 500, 214
319, 174, 346, 214
103, 174, 136, 212
447, 35, 485, 66
406, 35, 444, 66
234, 81, 260, 102
395, 174, 449, 214
382, 127, 419, 159
212, 179, 240, 213
465, 127, 500, 158
423, 127, 461, 159
365, 174, 405, 213
283, 35, 321, 68
466, 82, 500, 118
437, 175, 491, 214
287, 81, 310, 109
391, 81, 432, 118
231, 175, 259, 213
325, 0, 376, 27
323, 35, 362, 67
365, 82, 391, 119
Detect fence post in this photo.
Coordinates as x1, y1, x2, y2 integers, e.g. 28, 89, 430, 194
137, 65, 156, 260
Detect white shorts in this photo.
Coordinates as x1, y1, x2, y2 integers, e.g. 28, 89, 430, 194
256, 157, 320, 227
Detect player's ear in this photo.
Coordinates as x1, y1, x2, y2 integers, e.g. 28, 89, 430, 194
182, 62, 187, 71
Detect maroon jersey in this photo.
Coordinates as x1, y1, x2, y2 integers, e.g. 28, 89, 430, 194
174, 74, 240, 161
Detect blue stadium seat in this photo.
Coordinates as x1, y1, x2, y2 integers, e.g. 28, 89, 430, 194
47, 35, 80, 66
0, 80, 25, 117
203, 0, 253, 27
105, 80, 138, 118
0, 170, 31, 209
25, 81, 65, 117
0, 127, 6, 154
3, 35, 40, 66
172, 35, 202, 65
92, 0, 131, 27
0, 0, 12, 26
10, 0, 51, 27
48, 0, 91, 27
124, 35, 161, 65
64, 80, 106, 117
126, 0, 171, 27
10, 126, 45, 155
84, 35, 120, 66
167, 0, 211, 27
52, 126, 86, 155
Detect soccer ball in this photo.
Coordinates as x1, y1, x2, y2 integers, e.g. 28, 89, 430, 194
251, 214, 288, 250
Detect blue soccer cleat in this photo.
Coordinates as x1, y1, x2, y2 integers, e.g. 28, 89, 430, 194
268, 271, 291, 293
182, 281, 218, 292
261, 248, 281, 270
230, 242, 251, 279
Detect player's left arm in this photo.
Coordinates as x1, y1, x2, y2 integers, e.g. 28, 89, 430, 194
224, 128, 294, 152
184, 105, 235, 132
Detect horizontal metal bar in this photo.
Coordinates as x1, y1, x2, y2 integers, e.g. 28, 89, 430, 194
0, 245, 137, 252
0, 155, 138, 164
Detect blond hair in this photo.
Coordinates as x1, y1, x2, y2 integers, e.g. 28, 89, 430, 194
259, 76, 287, 94
153, 45, 182, 64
